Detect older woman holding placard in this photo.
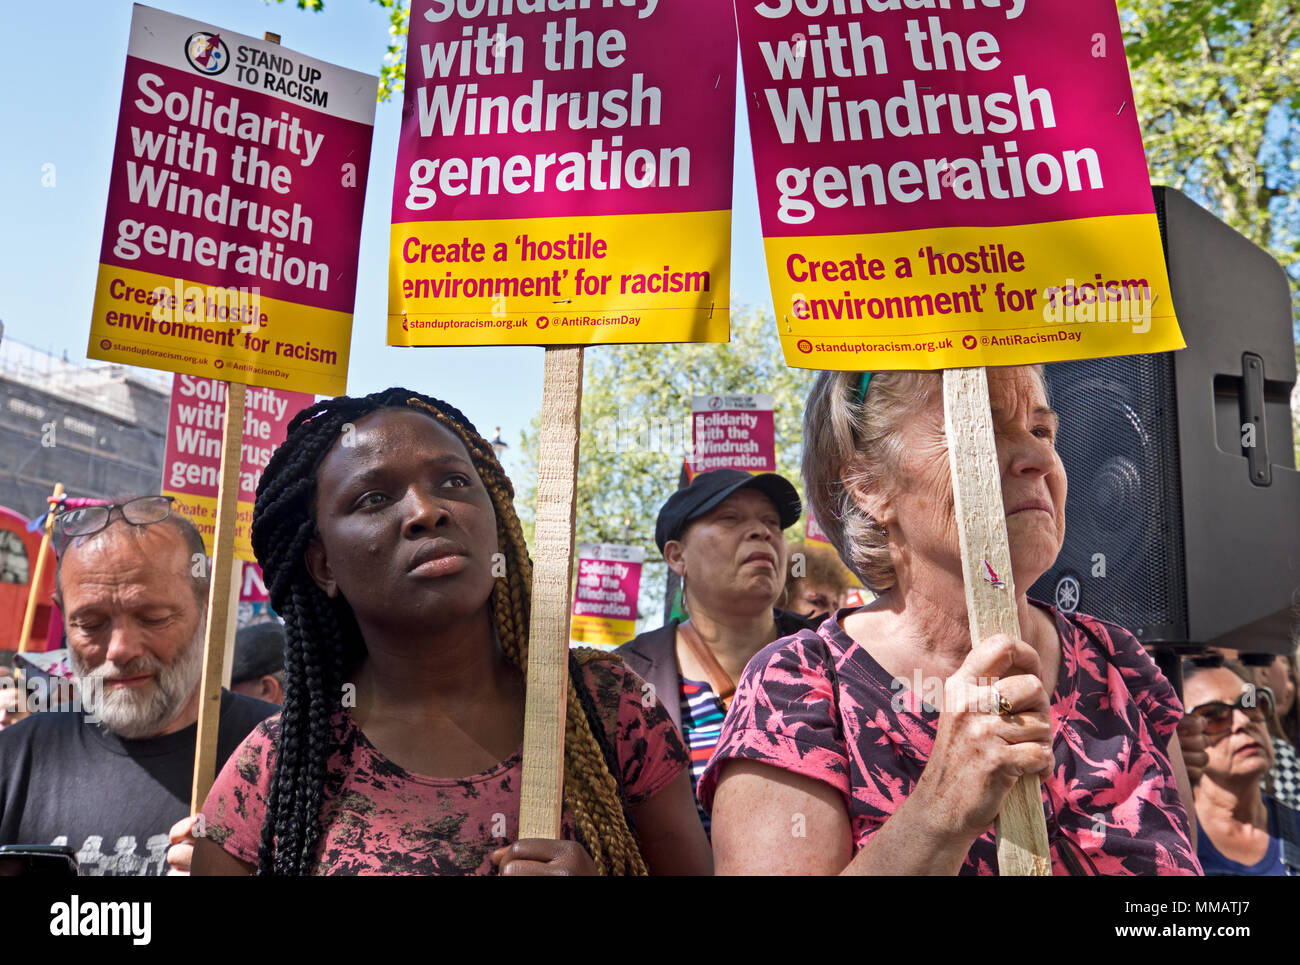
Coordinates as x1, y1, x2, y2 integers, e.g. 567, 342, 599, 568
700, 365, 1201, 875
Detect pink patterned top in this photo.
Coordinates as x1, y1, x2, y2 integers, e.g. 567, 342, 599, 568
202, 659, 687, 875
698, 603, 1201, 875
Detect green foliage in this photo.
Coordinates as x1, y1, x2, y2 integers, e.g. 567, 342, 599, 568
515, 306, 815, 623
372, 0, 412, 103
1119, 1, 1300, 464
269, 0, 408, 100
1122, 1, 1300, 278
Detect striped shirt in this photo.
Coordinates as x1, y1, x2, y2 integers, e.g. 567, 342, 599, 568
680, 675, 726, 836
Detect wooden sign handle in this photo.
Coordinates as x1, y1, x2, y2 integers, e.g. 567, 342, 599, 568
18, 482, 64, 653
190, 381, 245, 813
943, 367, 1052, 876
518, 346, 584, 839
189, 27, 282, 817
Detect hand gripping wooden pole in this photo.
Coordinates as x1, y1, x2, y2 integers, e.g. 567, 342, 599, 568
190, 381, 245, 813
943, 367, 1052, 876
518, 346, 584, 839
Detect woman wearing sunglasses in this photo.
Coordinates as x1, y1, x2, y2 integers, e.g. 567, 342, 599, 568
1184, 662, 1300, 876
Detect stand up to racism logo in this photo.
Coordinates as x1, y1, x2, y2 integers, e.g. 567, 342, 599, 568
185, 31, 229, 76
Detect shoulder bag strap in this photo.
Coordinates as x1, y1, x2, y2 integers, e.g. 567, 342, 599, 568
678, 621, 736, 709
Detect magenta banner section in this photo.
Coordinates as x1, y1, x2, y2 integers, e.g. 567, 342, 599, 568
573, 556, 642, 622
392, 0, 737, 222
738, 0, 1155, 235
162, 375, 315, 501
99, 57, 374, 314
690, 393, 777, 475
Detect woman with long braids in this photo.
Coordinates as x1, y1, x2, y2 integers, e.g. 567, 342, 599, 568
192, 388, 710, 875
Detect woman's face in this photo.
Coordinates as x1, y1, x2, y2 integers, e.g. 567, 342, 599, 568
1185, 668, 1275, 784
789, 579, 840, 619
304, 408, 499, 634
666, 489, 789, 618
863, 366, 1067, 592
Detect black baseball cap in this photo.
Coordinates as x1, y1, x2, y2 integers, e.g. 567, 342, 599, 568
231, 622, 286, 685
655, 469, 802, 553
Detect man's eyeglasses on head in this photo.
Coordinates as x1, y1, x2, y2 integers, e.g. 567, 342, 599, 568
1188, 686, 1276, 737
53, 496, 176, 542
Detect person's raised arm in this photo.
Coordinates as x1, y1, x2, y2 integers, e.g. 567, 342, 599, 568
713, 634, 1052, 875
712, 759, 981, 875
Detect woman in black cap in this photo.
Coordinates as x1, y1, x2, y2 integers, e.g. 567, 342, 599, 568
616, 469, 814, 835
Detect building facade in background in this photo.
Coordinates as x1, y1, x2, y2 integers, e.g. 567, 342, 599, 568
0, 337, 168, 521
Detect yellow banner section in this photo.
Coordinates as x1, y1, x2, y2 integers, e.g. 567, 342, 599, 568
389, 210, 730, 346
165, 492, 257, 562
88, 264, 351, 395
766, 214, 1184, 370
570, 615, 636, 649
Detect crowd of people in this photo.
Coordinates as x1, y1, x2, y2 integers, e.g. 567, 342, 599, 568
2, 365, 1297, 876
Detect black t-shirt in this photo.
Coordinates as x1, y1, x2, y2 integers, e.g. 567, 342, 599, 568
0, 690, 274, 875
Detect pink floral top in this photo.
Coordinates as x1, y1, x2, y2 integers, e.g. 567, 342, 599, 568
698, 603, 1201, 875
202, 659, 687, 874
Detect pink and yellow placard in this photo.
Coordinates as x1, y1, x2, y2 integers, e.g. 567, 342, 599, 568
88, 5, 377, 394
738, 0, 1184, 369
688, 394, 776, 478
162, 374, 315, 559
571, 543, 644, 648
389, 0, 735, 345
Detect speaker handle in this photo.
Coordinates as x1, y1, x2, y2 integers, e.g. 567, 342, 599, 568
1241, 353, 1270, 486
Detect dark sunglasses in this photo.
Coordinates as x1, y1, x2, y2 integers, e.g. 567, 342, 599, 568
1189, 686, 1276, 736
53, 496, 176, 543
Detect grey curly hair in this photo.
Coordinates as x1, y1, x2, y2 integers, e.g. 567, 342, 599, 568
803, 367, 1047, 592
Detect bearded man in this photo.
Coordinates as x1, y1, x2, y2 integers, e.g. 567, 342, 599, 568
0, 497, 274, 875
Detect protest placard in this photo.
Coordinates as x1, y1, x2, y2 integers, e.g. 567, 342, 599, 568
571, 543, 644, 648
737, 0, 1184, 369
161, 374, 314, 559
237, 561, 274, 625
736, 0, 1185, 872
805, 505, 832, 545
88, 5, 377, 395
385, 2, 738, 840
388, 0, 735, 345
689, 394, 777, 477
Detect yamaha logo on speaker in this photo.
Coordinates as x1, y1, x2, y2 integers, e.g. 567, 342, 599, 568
1055, 574, 1081, 614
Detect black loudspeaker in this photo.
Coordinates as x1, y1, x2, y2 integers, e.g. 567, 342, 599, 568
1030, 186, 1299, 655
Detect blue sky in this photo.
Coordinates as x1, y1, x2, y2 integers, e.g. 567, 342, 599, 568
0, 0, 772, 481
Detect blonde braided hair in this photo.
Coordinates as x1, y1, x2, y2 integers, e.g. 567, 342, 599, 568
407, 398, 648, 875
253, 388, 647, 875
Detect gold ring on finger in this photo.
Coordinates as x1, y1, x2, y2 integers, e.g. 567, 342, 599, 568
991, 686, 1013, 717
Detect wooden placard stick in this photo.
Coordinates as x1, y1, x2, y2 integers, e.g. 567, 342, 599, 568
518, 346, 584, 839
189, 28, 279, 815
943, 366, 1052, 876
18, 482, 64, 653
189, 381, 245, 812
